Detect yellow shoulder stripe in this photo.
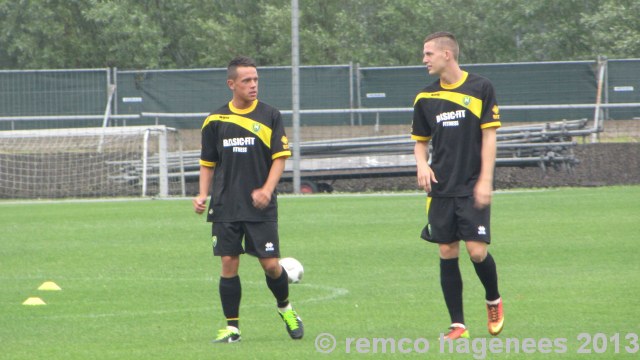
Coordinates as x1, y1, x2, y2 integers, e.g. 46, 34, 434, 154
413, 91, 483, 119
202, 114, 273, 149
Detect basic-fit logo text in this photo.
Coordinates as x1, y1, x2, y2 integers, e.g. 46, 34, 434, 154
223, 137, 256, 153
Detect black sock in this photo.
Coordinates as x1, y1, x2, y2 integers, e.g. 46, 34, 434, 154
219, 276, 241, 328
472, 252, 500, 301
266, 266, 290, 308
440, 257, 464, 325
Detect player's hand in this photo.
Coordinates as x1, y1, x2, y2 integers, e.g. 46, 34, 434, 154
251, 188, 272, 210
193, 195, 208, 214
417, 164, 438, 193
473, 180, 492, 209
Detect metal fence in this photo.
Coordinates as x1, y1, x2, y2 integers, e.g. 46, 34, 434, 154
2, 59, 639, 131
1, 60, 638, 197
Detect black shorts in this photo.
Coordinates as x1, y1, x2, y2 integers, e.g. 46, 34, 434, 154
212, 221, 280, 258
421, 196, 491, 244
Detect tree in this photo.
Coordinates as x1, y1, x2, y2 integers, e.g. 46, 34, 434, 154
82, 0, 167, 68
185, 0, 291, 68
582, 0, 640, 58
0, 0, 167, 69
502, 0, 597, 61
1, 0, 638, 69
0, 0, 90, 68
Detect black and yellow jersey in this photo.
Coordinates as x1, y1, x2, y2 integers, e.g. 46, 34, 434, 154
200, 99, 291, 222
411, 71, 501, 197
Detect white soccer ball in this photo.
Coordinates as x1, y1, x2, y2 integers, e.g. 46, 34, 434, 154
279, 257, 304, 284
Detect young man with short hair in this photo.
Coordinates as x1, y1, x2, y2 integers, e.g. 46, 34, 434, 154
412, 32, 504, 340
193, 56, 303, 343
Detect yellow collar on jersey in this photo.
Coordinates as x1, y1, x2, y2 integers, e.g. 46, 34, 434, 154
229, 99, 258, 114
440, 71, 469, 90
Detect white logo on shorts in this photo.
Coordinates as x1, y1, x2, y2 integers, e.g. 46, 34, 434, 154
478, 226, 486, 235
212, 236, 217, 247
265, 242, 275, 252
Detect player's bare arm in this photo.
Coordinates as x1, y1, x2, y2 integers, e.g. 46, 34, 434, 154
414, 140, 438, 192
474, 127, 497, 209
252, 157, 286, 209
193, 165, 214, 214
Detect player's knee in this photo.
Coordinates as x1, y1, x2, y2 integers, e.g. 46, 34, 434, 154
469, 254, 485, 263
468, 248, 487, 263
220, 256, 240, 276
261, 259, 281, 278
466, 242, 488, 263
439, 242, 460, 259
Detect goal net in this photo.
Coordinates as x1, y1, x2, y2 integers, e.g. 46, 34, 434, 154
0, 125, 185, 199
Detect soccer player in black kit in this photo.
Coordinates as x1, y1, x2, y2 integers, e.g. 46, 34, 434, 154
412, 32, 504, 340
193, 56, 303, 343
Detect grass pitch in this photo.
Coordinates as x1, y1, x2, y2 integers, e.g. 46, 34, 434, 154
1, 186, 639, 359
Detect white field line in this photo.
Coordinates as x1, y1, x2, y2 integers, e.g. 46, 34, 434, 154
17, 279, 349, 320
